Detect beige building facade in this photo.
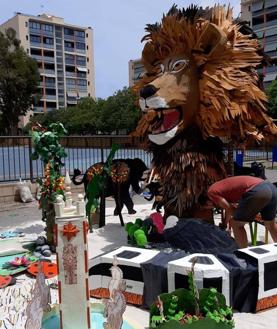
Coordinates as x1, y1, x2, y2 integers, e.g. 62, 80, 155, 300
241, 0, 277, 87
128, 58, 144, 87
0, 12, 95, 123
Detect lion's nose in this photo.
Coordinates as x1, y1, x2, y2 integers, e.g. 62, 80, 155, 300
140, 84, 159, 99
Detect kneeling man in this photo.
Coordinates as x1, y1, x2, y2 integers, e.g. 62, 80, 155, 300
208, 176, 277, 248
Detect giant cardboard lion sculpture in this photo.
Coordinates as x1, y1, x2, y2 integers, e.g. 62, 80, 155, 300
133, 5, 277, 220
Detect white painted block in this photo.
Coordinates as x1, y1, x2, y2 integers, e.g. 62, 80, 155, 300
168, 253, 230, 305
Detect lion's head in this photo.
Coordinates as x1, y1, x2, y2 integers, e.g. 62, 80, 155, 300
134, 5, 277, 146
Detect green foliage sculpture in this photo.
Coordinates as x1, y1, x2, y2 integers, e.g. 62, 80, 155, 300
85, 144, 119, 232
31, 123, 67, 245
150, 259, 234, 328
125, 218, 148, 247
0, 28, 40, 135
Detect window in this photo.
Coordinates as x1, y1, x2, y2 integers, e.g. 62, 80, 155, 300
26, 48, 29, 53
66, 78, 75, 85
88, 69, 90, 74
66, 54, 75, 60
65, 41, 74, 48
87, 57, 89, 62
25, 21, 28, 27
267, 11, 277, 22
75, 30, 85, 38
29, 21, 40, 29
86, 33, 88, 38
86, 45, 89, 50
30, 35, 41, 43
88, 81, 90, 86
41, 24, 53, 32
76, 55, 86, 66
44, 37, 54, 45
44, 50, 54, 57
252, 15, 264, 26
64, 28, 74, 36
76, 42, 85, 50
26, 35, 28, 40
88, 93, 90, 97
77, 79, 87, 86
45, 77, 55, 83
78, 71, 86, 78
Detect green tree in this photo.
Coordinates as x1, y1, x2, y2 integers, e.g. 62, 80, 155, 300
266, 80, 277, 119
0, 28, 40, 135
26, 88, 140, 135
97, 87, 141, 134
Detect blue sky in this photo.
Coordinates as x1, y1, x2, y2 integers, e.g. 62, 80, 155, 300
1, 1, 240, 98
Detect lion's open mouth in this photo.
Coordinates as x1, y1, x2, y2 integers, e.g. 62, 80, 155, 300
151, 108, 181, 134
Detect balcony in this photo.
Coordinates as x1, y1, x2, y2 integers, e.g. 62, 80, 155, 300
254, 19, 277, 31
75, 36, 86, 43
77, 73, 87, 79
29, 27, 41, 35
42, 30, 54, 37
42, 43, 54, 49
39, 68, 56, 76
76, 60, 86, 67
30, 41, 54, 50
41, 94, 57, 101
33, 106, 45, 113
64, 34, 75, 41
66, 71, 76, 78
64, 47, 75, 53
45, 82, 56, 88
31, 54, 43, 61
77, 85, 88, 91
44, 56, 55, 63
65, 59, 75, 65
75, 48, 86, 54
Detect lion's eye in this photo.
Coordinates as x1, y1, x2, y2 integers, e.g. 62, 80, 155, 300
171, 60, 188, 73
156, 63, 164, 76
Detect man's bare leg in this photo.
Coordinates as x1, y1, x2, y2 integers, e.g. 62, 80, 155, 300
264, 220, 277, 243
230, 219, 248, 248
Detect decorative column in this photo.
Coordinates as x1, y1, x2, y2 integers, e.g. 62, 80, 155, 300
55, 207, 90, 328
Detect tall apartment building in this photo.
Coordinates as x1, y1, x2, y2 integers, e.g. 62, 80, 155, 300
0, 12, 95, 119
241, 0, 277, 87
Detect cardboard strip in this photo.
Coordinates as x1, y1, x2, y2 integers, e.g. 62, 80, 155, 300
84, 250, 88, 273
83, 221, 87, 244
256, 295, 277, 312
90, 288, 143, 305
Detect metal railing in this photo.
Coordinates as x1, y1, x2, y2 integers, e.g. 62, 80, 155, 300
0, 136, 275, 183
0, 136, 150, 183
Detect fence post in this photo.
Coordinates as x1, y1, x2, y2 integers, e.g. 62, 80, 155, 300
28, 137, 34, 182
235, 150, 244, 167
272, 147, 277, 169
226, 142, 234, 176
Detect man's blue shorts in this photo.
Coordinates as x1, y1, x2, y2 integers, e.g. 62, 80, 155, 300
233, 181, 277, 222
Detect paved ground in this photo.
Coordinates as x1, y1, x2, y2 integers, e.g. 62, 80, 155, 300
0, 168, 277, 328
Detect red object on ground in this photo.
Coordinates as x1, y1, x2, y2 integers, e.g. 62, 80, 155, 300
149, 212, 164, 234
27, 261, 58, 279
0, 275, 12, 288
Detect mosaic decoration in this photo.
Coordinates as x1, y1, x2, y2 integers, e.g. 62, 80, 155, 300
62, 243, 78, 285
